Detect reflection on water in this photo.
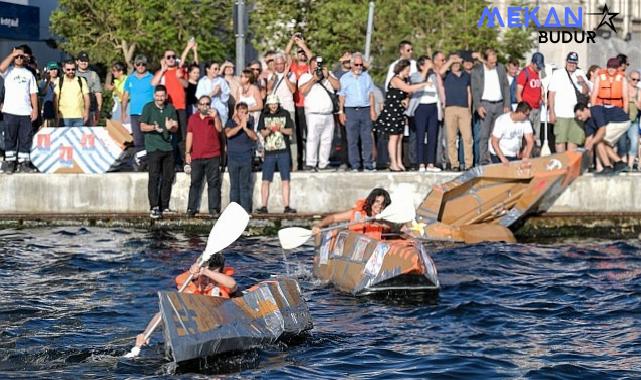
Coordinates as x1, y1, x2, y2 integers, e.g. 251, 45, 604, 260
0, 228, 640, 379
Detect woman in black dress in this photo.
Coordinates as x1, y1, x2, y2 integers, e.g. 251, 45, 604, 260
375, 59, 428, 171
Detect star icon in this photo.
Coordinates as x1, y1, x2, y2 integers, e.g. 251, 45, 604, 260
588, 4, 619, 33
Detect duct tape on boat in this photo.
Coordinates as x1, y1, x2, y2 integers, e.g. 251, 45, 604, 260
364, 243, 390, 277
319, 232, 333, 265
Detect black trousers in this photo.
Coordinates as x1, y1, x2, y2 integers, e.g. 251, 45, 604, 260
187, 156, 221, 213
3, 113, 32, 162
295, 106, 307, 169
172, 109, 188, 166
147, 150, 175, 209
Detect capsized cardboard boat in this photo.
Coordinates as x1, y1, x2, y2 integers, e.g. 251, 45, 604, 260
313, 230, 440, 298
159, 277, 312, 364
405, 150, 589, 243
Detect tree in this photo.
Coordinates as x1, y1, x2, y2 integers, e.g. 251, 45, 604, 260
51, 0, 234, 68
248, 0, 535, 84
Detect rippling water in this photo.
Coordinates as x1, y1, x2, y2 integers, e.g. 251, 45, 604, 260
0, 228, 640, 379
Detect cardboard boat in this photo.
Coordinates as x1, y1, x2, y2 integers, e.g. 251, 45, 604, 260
313, 230, 440, 298
405, 150, 589, 243
159, 277, 312, 364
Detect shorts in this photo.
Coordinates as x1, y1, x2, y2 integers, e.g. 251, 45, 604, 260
554, 117, 585, 145
261, 151, 291, 182
603, 121, 631, 146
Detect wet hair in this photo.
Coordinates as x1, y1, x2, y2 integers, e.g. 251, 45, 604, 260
112, 62, 126, 72
363, 188, 391, 217
236, 102, 248, 111
393, 59, 411, 75
574, 102, 589, 113
207, 254, 225, 270
154, 84, 167, 94
515, 101, 531, 114
586, 65, 600, 80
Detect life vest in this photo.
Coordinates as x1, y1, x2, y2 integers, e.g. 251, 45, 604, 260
175, 266, 235, 298
595, 70, 624, 108
349, 199, 386, 240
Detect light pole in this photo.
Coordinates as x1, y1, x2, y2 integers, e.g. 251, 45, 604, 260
364, 1, 375, 61
235, 0, 246, 75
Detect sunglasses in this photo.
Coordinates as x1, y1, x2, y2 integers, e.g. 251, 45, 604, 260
65, 68, 76, 72
631, 78, 640, 82
353, 63, 363, 67
15, 54, 26, 60
165, 55, 176, 59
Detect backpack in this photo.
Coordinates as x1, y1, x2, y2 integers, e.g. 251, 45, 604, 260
58, 75, 85, 114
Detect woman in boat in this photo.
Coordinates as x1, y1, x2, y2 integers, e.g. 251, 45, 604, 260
311, 188, 392, 239
133, 254, 239, 349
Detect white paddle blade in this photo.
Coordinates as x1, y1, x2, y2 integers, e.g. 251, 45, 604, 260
124, 346, 141, 358
540, 141, 551, 157
375, 196, 416, 224
203, 202, 250, 259
278, 227, 313, 250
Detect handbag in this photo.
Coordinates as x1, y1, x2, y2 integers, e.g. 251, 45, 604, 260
566, 69, 590, 105
318, 80, 340, 114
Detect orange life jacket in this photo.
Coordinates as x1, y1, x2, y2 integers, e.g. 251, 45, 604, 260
349, 199, 386, 240
175, 266, 235, 298
595, 70, 625, 108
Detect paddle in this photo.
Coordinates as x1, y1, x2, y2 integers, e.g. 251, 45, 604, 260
124, 202, 250, 358
541, 115, 551, 157
278, 196, 416, 249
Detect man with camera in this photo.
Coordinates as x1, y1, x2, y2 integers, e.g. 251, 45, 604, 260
298, 56, 340, 171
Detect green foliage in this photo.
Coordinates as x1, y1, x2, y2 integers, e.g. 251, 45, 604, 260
249, 0, 535, 84
51, 0, 234, 68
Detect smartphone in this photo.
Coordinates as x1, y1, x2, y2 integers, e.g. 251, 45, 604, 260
189, 36, 195, 44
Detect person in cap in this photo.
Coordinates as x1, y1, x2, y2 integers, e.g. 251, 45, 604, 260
133, 253, 239, 350
255, 94, 297, 214
75, 51, 103, 126
574, 102, 629, 175
39, 61, 60, 128
548, 52, 590, 152
516, 52, 545, 148
122, 54, 154, 170
591, 58, 629, 112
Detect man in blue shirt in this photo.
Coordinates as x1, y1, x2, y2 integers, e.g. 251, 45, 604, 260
574, 103, 630, 175
122, 54, 154, 169
224, 102, 257, 212
443, 56, 472, 170
338, 52, 377, 172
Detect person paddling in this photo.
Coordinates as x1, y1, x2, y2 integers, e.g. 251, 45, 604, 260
311, 188, 392, 240
133, 254, 240, 349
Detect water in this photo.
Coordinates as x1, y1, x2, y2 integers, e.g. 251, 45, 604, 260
0, 228, 640, 379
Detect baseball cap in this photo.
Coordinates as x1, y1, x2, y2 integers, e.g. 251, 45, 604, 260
266, 94, 280, 105
606, 57, 620, 68
46, 61, 59, 70
531, 52, 545, 70
566, 52, 579, 63
77, 51, 89, 62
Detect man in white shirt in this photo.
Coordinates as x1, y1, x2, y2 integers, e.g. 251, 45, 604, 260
267, 53, 298, 170
548, 52, 590, 153
489, 102, 534, 165
0, 47, 38, 174
384, 40, 417, 90
298, 56, 340, 171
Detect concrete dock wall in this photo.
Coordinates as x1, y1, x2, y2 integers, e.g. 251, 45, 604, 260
0, 172, 640, 215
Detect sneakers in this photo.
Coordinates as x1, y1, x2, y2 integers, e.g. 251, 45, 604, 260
613, 161, 628, 173
364, 167, 377, 172
255, 207, 268, 214
425, 165, 442, 173
338, 164, 349, 172
150, 207, 162, 219
16, 162, 37, 173
304, 165, 318, 172
418, 165, 426, 173
0, 161, 16, 174
318, 166, 334, 172
284, 206, 297, 214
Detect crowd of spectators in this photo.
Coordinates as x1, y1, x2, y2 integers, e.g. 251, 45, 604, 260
0, 36, 640, 217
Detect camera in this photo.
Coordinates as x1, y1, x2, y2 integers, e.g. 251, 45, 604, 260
315, 56, 324, 80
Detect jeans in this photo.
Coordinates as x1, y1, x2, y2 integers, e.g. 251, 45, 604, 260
147, 150, 175, 209
617, 116, 640, 157
187, 156, 221, 213
295, 106, 307, 169
414, 103, 439, 165
62, 118, 84, 127
345, 107, 374, 169
228, 159, 253, 212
